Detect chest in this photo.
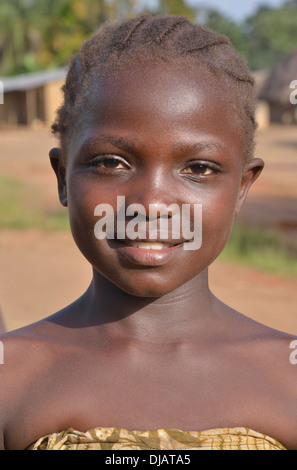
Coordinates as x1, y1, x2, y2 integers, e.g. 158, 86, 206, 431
6, 349, 296, 449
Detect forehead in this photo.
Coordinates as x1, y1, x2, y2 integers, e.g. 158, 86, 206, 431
88, 61, 236, 116
69, 61, 244, 159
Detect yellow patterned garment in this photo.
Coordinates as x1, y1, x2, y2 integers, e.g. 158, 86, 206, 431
28, 427, 286, 450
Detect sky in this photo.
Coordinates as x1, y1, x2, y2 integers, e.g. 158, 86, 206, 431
186, 0, 287, 21
145, 0, 288, 21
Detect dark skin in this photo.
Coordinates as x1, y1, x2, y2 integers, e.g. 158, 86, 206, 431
1, 62, 297, 450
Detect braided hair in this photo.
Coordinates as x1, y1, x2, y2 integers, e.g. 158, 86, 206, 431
53, 14, 257, 163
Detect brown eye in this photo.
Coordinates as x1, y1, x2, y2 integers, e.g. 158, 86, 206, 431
90, 155, 130, 170
182, 163, 214, 176
100, 158, 125, 169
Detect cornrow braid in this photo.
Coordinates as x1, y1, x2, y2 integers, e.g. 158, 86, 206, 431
120, 15, 149, 47
154, 15, 189, 43
53, 14, 257, 163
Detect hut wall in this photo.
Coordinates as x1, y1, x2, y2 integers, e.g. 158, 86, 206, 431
255, 100, 270, 129
43, 79, 64, 127
270, 104, 297, 125
0, 78, 64, 128
0, 91, 27, 125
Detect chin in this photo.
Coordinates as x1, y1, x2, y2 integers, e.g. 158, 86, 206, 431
123, 285, 174, 299
96, 267, 185, 299
115, 280, 181, 299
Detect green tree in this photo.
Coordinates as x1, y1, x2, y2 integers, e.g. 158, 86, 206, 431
156, 0, 197, 21
244, 1, 297, 70
0, 0, 40, 75
202, 9, 249, 58
1, 0, 297, 75
200, 0, 297, 71
0, 0, 145, 75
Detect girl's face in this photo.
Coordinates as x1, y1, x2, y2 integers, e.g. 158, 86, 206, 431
53, 62, 263, 297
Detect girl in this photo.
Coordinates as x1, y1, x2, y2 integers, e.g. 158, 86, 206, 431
0, 14, 296, 451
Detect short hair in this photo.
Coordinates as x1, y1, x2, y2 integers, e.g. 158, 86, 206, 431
53, 14, 257, 163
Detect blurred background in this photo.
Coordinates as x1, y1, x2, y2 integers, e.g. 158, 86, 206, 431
0, 0, 296, 334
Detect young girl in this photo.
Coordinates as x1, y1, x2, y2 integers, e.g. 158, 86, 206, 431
1, 14, 296, 451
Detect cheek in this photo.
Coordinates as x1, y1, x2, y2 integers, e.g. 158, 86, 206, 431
67, 174, 105, 250
200, 184, 239, 255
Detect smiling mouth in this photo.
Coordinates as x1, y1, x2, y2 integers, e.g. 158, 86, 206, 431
109, 238, 186, 267
124, 241, 182, 250
115, 238, 192, 252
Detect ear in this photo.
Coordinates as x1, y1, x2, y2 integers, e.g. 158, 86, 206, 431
235, 157, 264, 217
49, 148, 68, 207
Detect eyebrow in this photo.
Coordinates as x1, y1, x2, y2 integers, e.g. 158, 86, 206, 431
79, 135, 140, 155
79, 135, 226, 157
170, 141, 227, 155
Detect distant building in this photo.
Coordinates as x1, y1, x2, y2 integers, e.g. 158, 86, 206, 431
259, 48, 297, 125
0, 68, 66, 128
253, 69, 271, 129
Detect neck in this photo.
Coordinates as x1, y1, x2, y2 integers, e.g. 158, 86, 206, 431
77, 268, 217, 344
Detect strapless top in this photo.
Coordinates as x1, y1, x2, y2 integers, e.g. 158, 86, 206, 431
27, 426, 286, 450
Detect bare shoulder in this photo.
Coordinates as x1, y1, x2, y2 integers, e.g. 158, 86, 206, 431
235, 314, 297, 449
235, 312, 297, 390
0, 299, 85, 389
215, 303, 297, 448
0, 314, 77, 450
246, 319, 297, 375
264, 329, 297, 450
0, 314, 72, 378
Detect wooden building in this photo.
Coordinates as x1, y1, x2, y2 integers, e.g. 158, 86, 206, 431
0, 68, 66, 128
259, 47, 297, 125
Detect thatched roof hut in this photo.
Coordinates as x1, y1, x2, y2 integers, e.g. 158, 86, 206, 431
259, 47, 297, 124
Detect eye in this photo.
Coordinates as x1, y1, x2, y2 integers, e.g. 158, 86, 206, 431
181, 162, 220, 177
90, 155, 130, 171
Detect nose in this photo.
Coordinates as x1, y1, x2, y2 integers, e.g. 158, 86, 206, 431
118, 168, 183, 242
124, 167, 180, 219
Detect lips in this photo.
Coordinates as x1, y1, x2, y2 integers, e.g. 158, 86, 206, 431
124, 241, 180, 250
110, 238, 185, 266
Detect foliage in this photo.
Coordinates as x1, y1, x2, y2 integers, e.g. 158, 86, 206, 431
0, 0, 296, 75
244, 1, 297, 69
199, 9, 250, 58
201, 0, 297, 70
156, 0, 197, 20
0, 0, 143, 75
